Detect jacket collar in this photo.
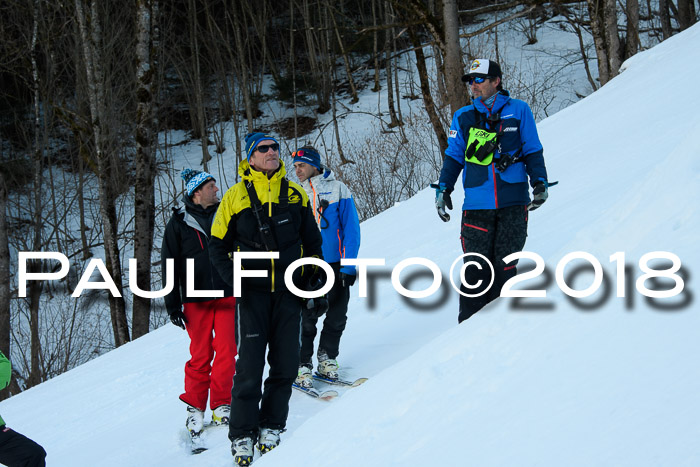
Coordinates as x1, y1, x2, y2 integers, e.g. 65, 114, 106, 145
473, 90, 510, 115
238, 159, 288, 183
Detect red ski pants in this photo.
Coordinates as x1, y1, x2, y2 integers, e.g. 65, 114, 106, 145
179, 296, 237, 410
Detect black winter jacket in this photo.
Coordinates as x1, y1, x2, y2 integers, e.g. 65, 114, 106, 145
161, 196, 233, 316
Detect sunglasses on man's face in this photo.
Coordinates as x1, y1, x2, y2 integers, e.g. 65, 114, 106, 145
467, 76, 491, 85
255, 143, 280, 153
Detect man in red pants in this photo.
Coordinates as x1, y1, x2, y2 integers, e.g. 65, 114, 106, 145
161, 168, 236, 441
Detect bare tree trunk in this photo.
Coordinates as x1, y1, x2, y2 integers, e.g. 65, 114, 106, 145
604, 0, 622, 78
0, 172, 10, 400
559, 6, 597, 92
625, 0, 640, 59
331, 66, 353, 165
443, 0, 467, 115
384, 27, 399, 127
239, 0, 282, 88
227, 1, 254, 133
587, 0, 611, 85
28, 0, 43, 388
132, 0, 157, 339
409, 28, 448, 153
371, 0, 381, 92
188, 0, 211, 169
677, 0, 695, 30
329, 2, 359, 104
75, 0, 130, 348
659, 0, 673, 40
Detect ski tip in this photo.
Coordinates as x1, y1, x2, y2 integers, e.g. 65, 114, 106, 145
191, 447, 208, 454
319, 390, 339, 401
351, 377, 369, 387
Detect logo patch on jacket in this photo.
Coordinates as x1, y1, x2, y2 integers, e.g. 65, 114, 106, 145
449, 130, 458, 138
289, 194, 301, 204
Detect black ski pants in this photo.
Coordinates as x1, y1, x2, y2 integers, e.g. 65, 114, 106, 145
300, 262, 350, 365
228, 289, 301, 441
458, 205, 528, 323
0, 426, 46, 467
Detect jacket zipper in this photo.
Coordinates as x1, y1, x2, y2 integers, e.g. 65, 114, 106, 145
268, 179, 275, 292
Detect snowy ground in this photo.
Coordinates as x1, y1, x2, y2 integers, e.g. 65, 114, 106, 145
3, 20, 700, 467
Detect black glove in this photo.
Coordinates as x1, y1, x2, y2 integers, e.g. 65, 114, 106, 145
305, 270, 324, 291
169, 309, 187, 330
528, 181, 548, 211
432, 183, 453, 222
305, 296, 329, 319
339, 272, 356, 287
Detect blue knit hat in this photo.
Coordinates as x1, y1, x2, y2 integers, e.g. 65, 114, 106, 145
245, 132, 279, 161
291, 146, 322, 171
181, 168, 215, 197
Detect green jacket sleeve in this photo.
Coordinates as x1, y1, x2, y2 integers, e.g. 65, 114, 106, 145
0, 350, 11, 390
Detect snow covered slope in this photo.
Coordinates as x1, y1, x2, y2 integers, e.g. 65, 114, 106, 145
2, 23, 700, 467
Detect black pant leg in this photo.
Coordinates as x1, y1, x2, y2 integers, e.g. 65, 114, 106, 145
259, 291, 301, 430
491, 205, 529, 301
0, 427, 47, 467
458, 210, 497, 323
229, 292, 270, 441
318, 265, 350, 360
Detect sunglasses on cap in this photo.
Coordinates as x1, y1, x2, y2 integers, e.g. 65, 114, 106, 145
255, 143, 279, 153
292, 150, 306, 158
466, 76, 491, 85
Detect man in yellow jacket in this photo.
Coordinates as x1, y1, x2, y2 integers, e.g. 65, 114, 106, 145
0, 351, 47, 466
209, 133, 323, 466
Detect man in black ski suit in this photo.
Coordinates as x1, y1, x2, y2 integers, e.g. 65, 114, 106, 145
209, 133, 324, 466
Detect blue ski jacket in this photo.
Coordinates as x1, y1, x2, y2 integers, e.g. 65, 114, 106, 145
300, 169, 361, 276
439, 91, 548, 210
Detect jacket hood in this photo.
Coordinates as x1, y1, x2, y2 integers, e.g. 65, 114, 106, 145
306, 166, 337, 186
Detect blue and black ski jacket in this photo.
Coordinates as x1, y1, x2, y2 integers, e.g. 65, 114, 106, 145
439, 90, 548, 210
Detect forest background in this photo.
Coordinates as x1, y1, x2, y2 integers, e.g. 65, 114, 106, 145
0, 0, 697, 401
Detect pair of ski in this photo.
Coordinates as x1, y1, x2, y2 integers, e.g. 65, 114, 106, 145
292, 372, 368, 401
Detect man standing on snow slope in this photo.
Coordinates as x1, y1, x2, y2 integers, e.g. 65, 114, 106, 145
161, 168, 237, 437
292, 146, 361, 387
435, 59, 549, 323
209, 133, 324, 466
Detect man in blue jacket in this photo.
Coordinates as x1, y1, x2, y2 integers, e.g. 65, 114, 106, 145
292, 147, 361, 386
435, 59, 549, 323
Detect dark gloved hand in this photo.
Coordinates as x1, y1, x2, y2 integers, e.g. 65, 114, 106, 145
305, 296, 329, 319
433, 183, 453, 222
528, 181, 548, 211
169, 309, 187, 330
305, 270, 324, 292
339, 270, 356, 287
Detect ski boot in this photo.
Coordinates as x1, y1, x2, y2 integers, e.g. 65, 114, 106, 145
186, 405, 204, 436
232, 436, 255, 466
212, 404, 230, 426
258, 427, 284, 454
317, 350, 339, 380
295, 364, 313, 389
